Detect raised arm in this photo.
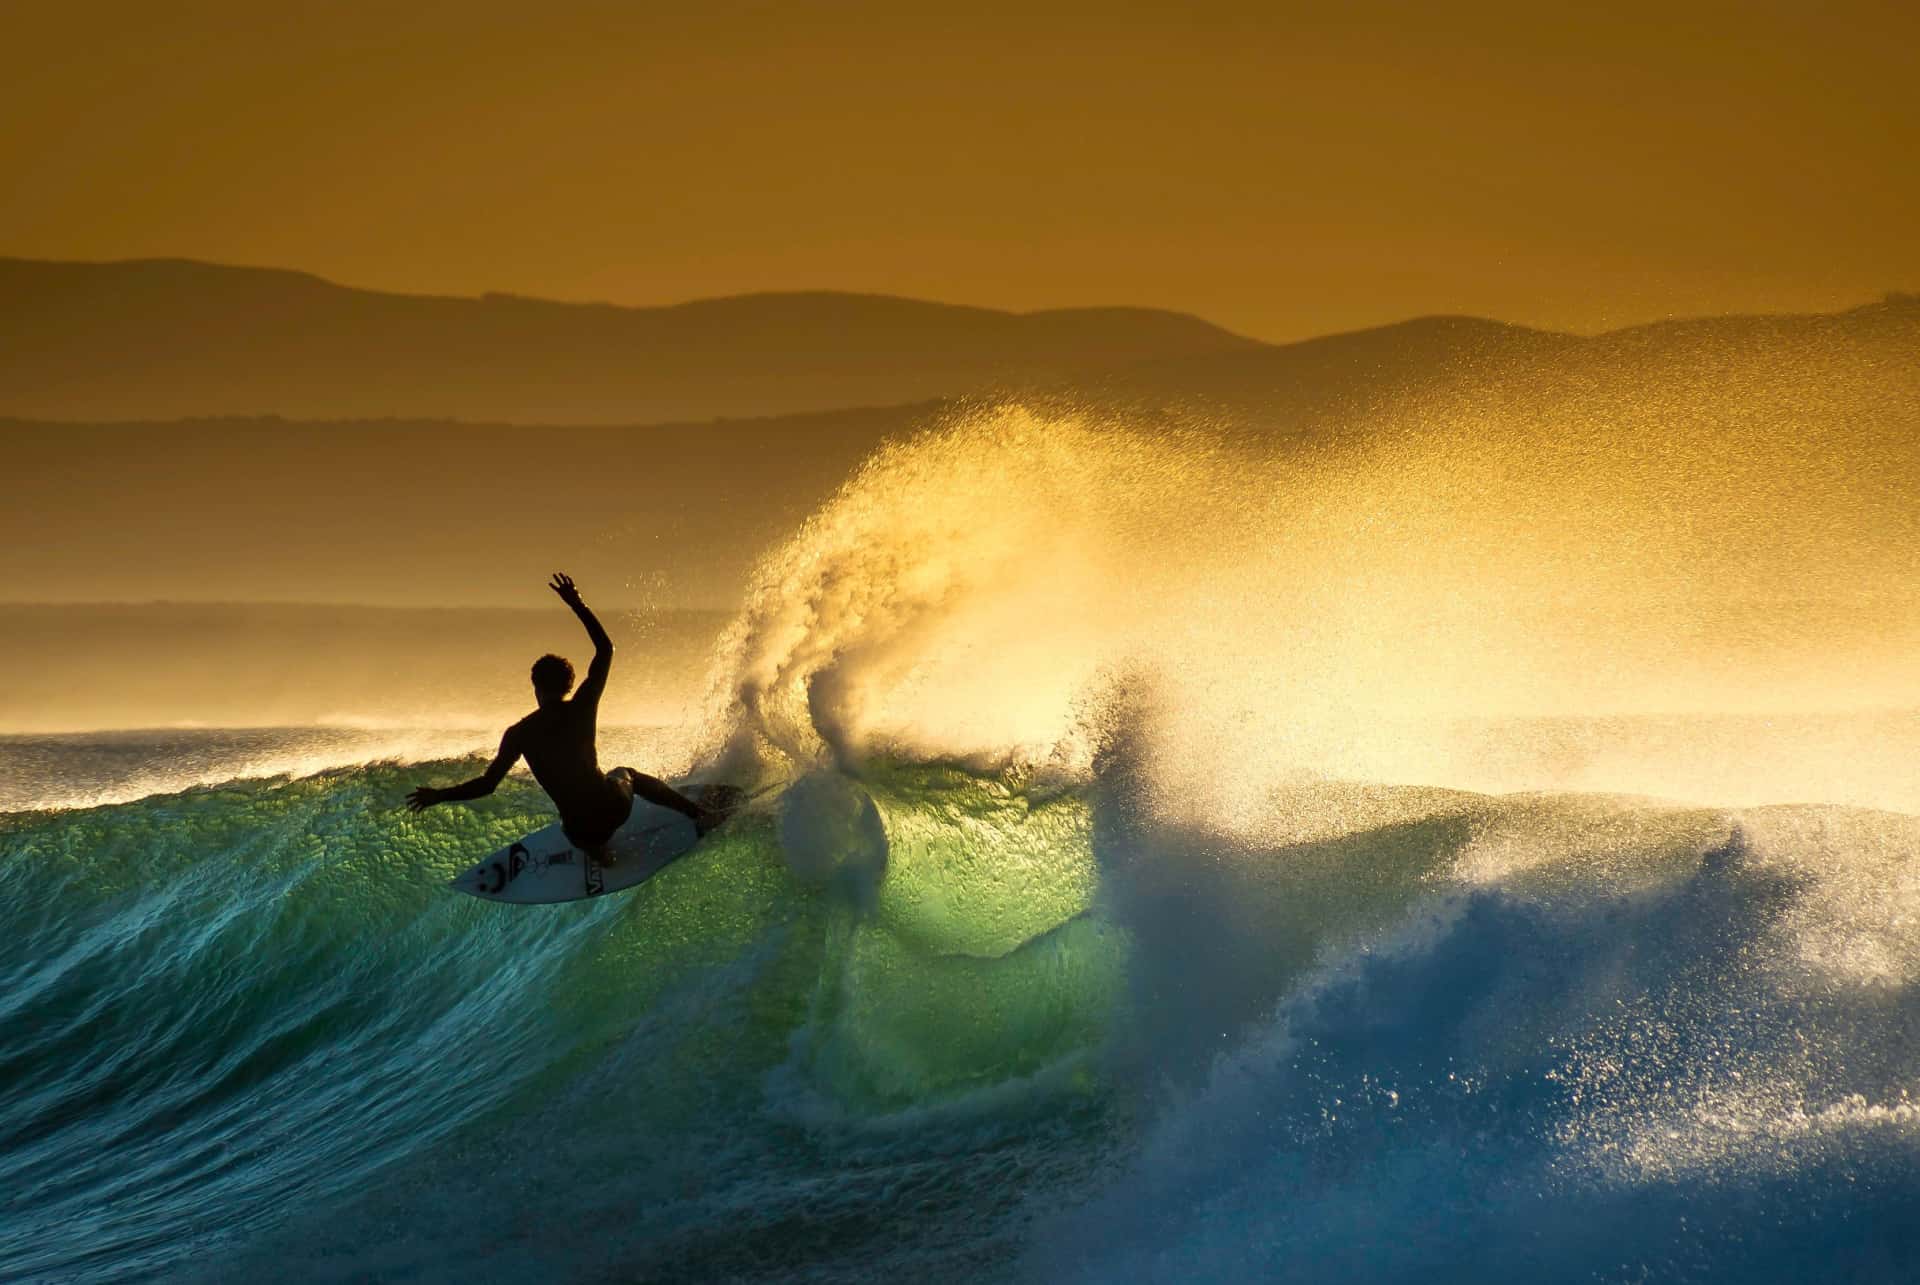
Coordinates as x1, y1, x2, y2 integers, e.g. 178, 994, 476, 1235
407, 728, 522, 812
549, 572, 613, 703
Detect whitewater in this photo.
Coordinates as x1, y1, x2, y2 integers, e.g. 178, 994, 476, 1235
4, 403, 1917, 1281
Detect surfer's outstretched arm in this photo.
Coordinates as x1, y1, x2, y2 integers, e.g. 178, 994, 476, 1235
407, 730, 521, 811
549, 572, 612, 705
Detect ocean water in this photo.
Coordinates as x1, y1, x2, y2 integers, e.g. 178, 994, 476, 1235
6, 399, 1918, 1281
2, 727, 1916, 1282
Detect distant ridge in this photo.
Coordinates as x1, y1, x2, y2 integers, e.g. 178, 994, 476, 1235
1014, 296, 1915, 450
0, 257, 1263, 423
3, 255, 1908, 429
0, 253, 1904, 428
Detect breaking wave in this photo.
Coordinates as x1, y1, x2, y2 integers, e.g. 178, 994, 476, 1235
5, 397, 1917, 1281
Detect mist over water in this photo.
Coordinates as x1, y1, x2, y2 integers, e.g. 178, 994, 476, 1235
714, 389, 1920, 815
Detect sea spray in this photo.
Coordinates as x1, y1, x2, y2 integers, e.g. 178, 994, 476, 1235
704, 400, 1920, 822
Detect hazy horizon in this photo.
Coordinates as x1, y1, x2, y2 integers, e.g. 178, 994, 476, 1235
8, 281, 1914, 613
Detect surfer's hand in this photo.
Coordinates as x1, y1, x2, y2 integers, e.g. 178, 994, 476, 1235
406, 786, 442, 812
548, 572, 582, 606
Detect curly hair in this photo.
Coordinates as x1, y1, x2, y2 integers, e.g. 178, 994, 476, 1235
530, 653, 575, 695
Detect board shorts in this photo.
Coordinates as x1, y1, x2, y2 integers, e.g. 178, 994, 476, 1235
561, 768, 637, 852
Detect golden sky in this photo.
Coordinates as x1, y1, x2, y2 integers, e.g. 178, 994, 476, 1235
3, 1, 1915, 340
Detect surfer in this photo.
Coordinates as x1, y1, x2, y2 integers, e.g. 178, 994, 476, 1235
406, 572, 716, 862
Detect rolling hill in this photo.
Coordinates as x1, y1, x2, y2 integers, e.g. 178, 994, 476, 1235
0, 257, 1262, 423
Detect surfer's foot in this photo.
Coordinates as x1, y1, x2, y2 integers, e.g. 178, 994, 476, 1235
694, 808, 723, 838
587, 844, 616, 867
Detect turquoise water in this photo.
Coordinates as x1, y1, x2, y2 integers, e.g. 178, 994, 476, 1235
3, 733, 1918, 1281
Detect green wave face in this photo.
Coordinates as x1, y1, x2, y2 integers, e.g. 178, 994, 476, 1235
0, 756, 1135, 1276
665, 760, 1126, 1109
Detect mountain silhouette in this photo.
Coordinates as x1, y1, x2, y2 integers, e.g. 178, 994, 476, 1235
5, 249, 1913, 623
0, 257, 1262, 423
1051, 296, 1920, 442
5, 290, 1912, 614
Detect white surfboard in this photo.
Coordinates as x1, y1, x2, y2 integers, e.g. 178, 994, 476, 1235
450, 783, 742, 905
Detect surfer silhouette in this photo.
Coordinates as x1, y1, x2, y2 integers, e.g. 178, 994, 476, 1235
406, 572, 714, 862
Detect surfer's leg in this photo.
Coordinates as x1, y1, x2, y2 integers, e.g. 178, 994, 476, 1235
617, 768, 722, 835
563, 821, 617, 865
565, 779, 634, 865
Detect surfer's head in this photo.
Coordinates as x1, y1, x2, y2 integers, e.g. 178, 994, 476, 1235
531, 654, 574, 706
